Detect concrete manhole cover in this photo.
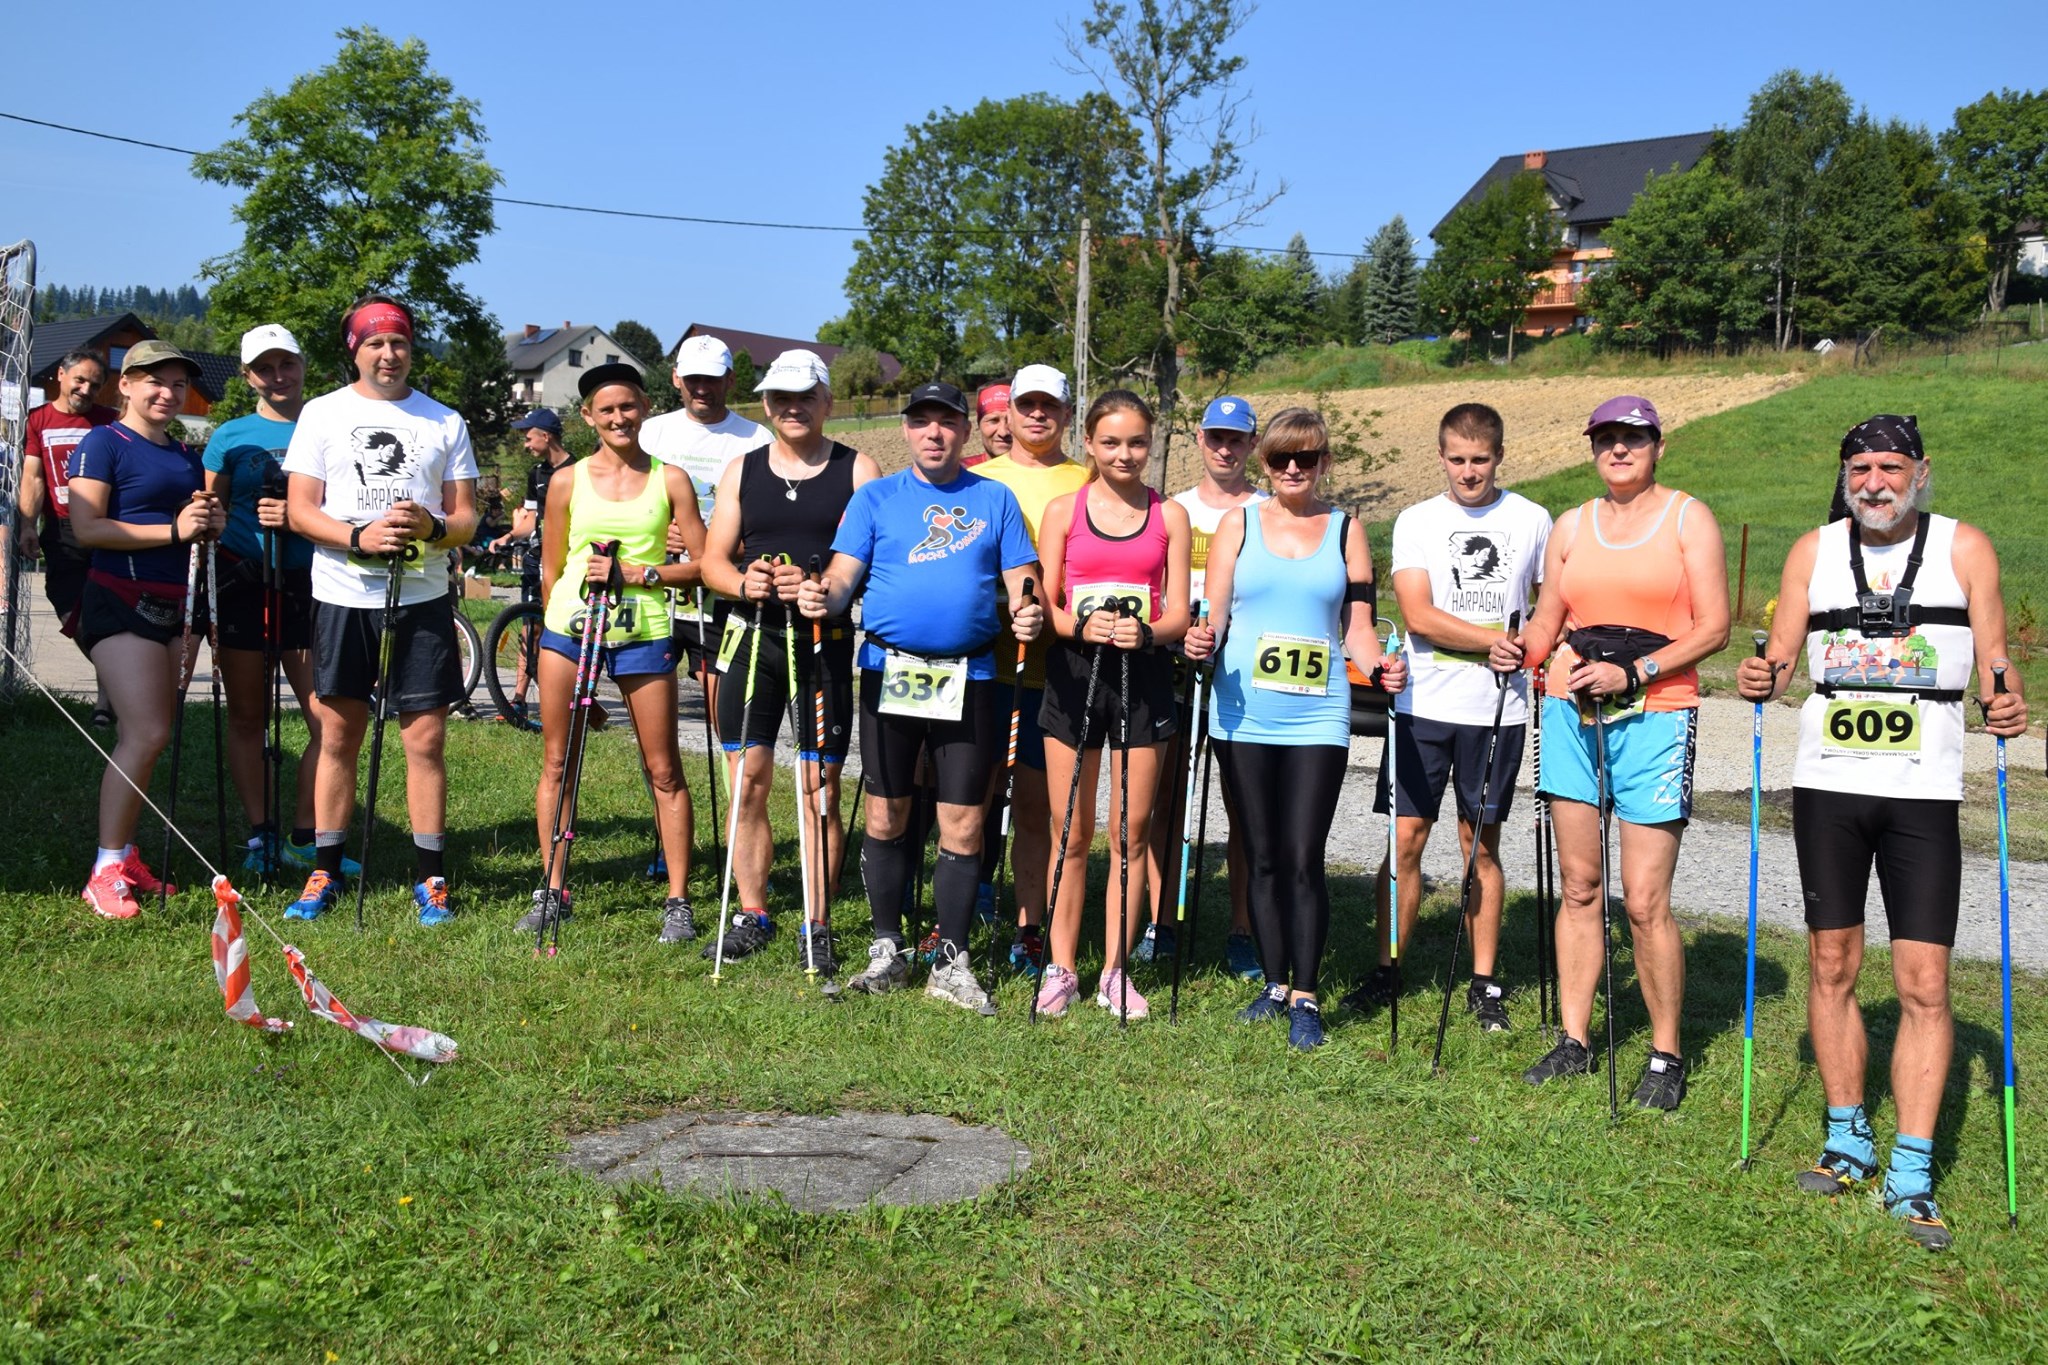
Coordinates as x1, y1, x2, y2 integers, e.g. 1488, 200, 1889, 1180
559, 1110, 1032, 1213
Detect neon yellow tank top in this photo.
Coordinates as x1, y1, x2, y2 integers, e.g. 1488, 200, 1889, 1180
543, 458, 672, 644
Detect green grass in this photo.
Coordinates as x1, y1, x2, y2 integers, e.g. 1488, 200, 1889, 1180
4, 692, 2048, 1361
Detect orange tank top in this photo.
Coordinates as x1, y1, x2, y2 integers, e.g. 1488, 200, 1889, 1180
1545, 491, 1701, 711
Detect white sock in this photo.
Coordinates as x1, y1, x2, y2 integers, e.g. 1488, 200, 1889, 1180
95, 847, 127, 873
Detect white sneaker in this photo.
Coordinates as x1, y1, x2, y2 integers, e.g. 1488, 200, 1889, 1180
846, 938, 910, 995
926, 948, 997, 1016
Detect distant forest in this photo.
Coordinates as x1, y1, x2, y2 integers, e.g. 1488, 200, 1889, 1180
38, 283, 210, 322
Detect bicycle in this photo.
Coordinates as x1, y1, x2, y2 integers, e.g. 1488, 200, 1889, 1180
482, 540, 545, 730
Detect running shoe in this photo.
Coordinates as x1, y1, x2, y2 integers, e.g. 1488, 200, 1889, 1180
120, 849, 177, 898
242, 835, 283, 875
285, 870, 337, 921
796, 923, 839, 976
1034, 963, 1080, 1017
279, 840, 362, 877
1885, 1191, 1953, 1251
1340, 963, 1401, 1014
1225, 932, 1263, 981
414, 877, 455, 927
515, 888, 571, 934
1287, 998, 1327, 1051
1794, 1149, 1879, 1196
658, 897, 697, 945
701, 913, 774, 961
976, 881, 997, 924
845, 938, 909, 995
916, 926, 942, 964
81, 865, 140, 920
1237, 982, 1288, 1023
1008, 926, 1046, 978
646, 850, 668, 880
927, 948, 997, 1016
1094, 968, 1150, 1021
1132, 923, 1161, 963
1631, 1050, 1688, 1111
1466, 977, 1512, 1033
1522, 1035, 1593, 1085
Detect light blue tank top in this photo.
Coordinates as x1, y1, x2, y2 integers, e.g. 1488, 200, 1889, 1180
1209, 504, 1351, 746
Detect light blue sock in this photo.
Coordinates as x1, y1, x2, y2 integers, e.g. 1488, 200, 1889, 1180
1825, 1104, 1875, 1169
1884, 1133, 1936, 1205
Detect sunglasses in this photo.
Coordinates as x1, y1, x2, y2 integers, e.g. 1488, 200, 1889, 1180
1263, 448, 1326, 472
1592, 427, 1657, 450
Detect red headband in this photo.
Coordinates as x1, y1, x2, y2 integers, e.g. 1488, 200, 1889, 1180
344, 303, 413, 352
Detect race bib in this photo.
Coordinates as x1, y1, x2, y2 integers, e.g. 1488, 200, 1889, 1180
879, 651, 966, 721
1251, 632, 1333, 695
1073, 581, 1152, 622
1822, 695, 1921, 758
715, 614, 745, 674
1435, 646, 1488, 670
1578, 693, 1647, 726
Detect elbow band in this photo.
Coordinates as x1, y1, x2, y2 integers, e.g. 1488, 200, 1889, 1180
1345, 580, 1375, 612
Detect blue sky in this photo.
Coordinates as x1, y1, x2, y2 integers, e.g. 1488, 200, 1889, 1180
3, 0, 2036, 351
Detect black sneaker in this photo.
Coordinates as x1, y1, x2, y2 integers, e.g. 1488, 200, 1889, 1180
1794, 1149, 1878, 1196
1884, 1191, 1953, 1251
657, 897, 696, 944
1340, 963, 1401, 1014
796, 924, 839, 976
515, 888, 571, 934
1466, 977, 1511, 1033
701, 913, 775, 961
1523, 1034, 1593, 1085
1631, 1050, 1688, 1111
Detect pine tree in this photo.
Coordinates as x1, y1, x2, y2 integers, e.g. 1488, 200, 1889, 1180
1358, 216, 1419, 344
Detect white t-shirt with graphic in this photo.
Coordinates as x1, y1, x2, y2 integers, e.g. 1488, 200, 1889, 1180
1390, 489, 1551, 725
282, 386, 479, 608
1171, 484, 1266, 610
642, 408, 767, 517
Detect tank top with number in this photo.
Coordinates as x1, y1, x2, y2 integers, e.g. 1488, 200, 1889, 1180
1208, 503, 1349, 747
543, 459, 672, 644
1061, 487, 1167, 623
1795, 514, 1970, 800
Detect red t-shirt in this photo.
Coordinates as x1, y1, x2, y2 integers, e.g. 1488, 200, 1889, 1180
26, 402, 118, 521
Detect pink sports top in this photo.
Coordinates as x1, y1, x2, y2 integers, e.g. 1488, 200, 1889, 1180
1060, 487, 1168, 623
1545, 490, 1702, 711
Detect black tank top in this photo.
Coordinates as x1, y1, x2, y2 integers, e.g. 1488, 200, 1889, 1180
735, 440, 856, 572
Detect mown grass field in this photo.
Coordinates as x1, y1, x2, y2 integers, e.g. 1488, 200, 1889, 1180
4, 679, 2047, 1361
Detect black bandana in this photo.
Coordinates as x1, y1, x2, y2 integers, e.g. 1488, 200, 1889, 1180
1840, 414, 1923, 462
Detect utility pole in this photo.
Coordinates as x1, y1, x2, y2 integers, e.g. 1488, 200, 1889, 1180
1072, 217, 1091, 462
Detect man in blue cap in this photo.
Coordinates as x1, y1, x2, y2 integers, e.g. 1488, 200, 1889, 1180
488, 408, 579, 719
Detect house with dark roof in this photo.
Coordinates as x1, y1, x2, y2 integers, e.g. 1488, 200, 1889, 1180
672, 325, 903, 387
1433, 132, 1716, 334
30, 312, 234, 419
503, 323, 645, 409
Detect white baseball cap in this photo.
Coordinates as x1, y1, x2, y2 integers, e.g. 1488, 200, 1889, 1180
240, 324, 302, 365
674, 334, 734, 378
754, 348, 832, 395
1009, 363, 1070, 404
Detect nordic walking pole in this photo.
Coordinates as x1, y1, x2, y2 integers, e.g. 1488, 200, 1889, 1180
353, 547, 409, 933
710, 558, 771, 981
536, 542, 619, 957
804, 557, 835, 976
262, 520, 284, 878
1584, 643, 1620, 1120
1383, 620, 1404, 1052
1032, 634, 1106, 1023
991, 578, 1036, 936
160, 539, 202, 912
1739, 630, 1768, 1170
206, 542, 229, 871
1116, 602, 1134, 1029
1168, 601, 1210, 1024
1530, 664, 1552, 1044
1992, 662, 2019, 1227
695, 588, 722, 893
1432, 611, 1520, 1076
783, 590, 816, 978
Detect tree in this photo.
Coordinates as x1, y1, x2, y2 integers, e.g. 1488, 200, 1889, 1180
1942, 88, 2048, 314
1067, 0, 1282, 485
609, 319, 665, 370
1418, 172, 1558, 361
1358, 215, 1420, 345
829, 346, 886, 417
1182, 246, 1316, 377
1585, 160, 1763, 352
192, 26, 508, 421
1730, 70, 1853, 350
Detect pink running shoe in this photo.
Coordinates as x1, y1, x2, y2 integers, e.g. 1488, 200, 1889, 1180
121, 849, 177, 897
82, 864, 141, 920
1034, 963, 1080, 1017
1094, 967, 1151, 1020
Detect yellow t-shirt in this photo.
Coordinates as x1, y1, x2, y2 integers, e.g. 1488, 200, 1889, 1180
977, 454, 1088, 687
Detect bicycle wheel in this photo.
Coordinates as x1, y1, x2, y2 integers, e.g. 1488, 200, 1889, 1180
453, 608, 483, 702
483, 599, 544, 731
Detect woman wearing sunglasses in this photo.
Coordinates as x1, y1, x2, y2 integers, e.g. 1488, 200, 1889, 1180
1185, 407, 1403, 1050
1491, 396, 1729, 1110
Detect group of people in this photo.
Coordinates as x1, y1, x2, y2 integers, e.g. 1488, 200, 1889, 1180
14, 294, 2025, 1251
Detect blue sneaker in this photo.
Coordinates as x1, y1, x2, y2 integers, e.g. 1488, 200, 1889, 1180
645, 850, 667, 880
282, 839, 362, 878
1008, 927, 1046, 978
1225, 933, 1262, 981
1287, 998, 1327, 1051
1132, 923, 1159, 963
285, 870, 337, 921
1237, 982, 1287, 1023
414, 877, 455, 926
976, 881, 997, 924
242, 836, 282, 875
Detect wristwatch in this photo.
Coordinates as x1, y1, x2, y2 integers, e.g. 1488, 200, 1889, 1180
1641, 657, 1662, 682
427, 512, 447, 543
640, 565, 662, 588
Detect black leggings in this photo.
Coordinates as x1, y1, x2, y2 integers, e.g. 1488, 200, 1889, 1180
1213, 739, 1347, 995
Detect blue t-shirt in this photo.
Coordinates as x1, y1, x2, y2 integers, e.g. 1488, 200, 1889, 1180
202, 412, 314, 570
833, 466, 1037, 680
69, 422, 204, 586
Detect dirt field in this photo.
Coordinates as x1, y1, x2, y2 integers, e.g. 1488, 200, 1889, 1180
834, 371, 1804, 518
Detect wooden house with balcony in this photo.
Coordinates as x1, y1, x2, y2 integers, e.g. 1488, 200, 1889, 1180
1433, 132, 1715, 335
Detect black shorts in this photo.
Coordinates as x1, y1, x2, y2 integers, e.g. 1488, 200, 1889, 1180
214, 556, 314, 653
1038, 641, 1178, 750
714, 614, 853, 761
75, 578, 208, 656
858, 669, 998, 805
1793, 787, 1962, 947
41, 528, 91, 627
1373, 714, 1525, 825
311, 594, 465, 713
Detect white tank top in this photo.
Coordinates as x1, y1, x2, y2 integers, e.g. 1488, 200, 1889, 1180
1794, 514, 1971, 800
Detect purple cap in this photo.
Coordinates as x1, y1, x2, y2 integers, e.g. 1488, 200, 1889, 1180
1583, 395, 1661, 435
